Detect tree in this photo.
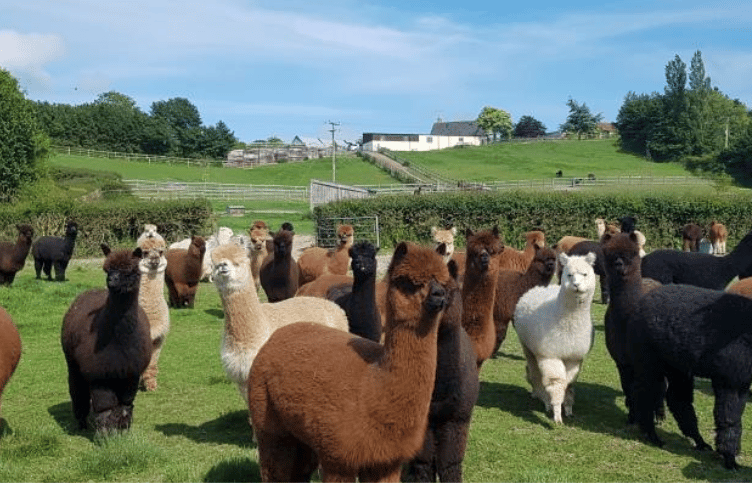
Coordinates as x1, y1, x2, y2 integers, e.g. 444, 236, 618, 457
560, 98, 603, 140
513, 115, 547, 138
476, 106, 513, 142
689, 50, 711, 92
616, 91, 662, 156
200, 121, 237, 159
0, 68, 47, 201
150, 98, 202, 157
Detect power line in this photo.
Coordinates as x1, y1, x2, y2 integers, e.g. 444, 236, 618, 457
327, 121, 340, 182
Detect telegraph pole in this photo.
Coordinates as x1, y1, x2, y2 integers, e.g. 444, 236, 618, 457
327, 121, 340, 182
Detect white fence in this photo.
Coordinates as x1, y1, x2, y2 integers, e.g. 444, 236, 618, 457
123, 180, 308, 201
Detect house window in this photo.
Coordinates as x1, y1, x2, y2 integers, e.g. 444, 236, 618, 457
458, 137, 464, 142
426, 136, 433, 143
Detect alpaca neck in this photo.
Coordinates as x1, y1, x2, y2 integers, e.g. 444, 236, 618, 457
461, 265, 498, 364
96, 289, 141, 348
556, 286, 592, 322
220, 281, 270, 344
14, 236, 32, 261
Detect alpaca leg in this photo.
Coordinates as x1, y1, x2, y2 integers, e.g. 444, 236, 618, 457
34, 258, 43, 279
66, 364, 91, 429
90, 385, 120, 433
563, 360, 582, 418
402, 426, 437, 482
522, 346, 546, 405
712, 382, 749, 470
42, 260, 53, 280
358, 465, 402, 483
256, 431, 309, 482
664, 370, 709, 451
615, 362, 636, 424
632, 366, 667, 448
436, 419, 471, 483
538, 358, 567, 423
53, 260, 65, 281
141, 336, 164, 391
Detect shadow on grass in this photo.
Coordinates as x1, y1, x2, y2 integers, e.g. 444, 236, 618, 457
204, 457, 261, 482
0, 418, 12, 440
155, 410, 254, 448
491, 350, 525, 362
204, 308, 224, 319
48, 401, 97, 441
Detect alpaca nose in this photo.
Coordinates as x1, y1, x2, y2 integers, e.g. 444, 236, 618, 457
426, 280, 447, 312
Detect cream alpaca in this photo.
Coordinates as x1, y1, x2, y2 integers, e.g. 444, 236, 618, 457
138, 239, 170, 391
210, 243, 349, 403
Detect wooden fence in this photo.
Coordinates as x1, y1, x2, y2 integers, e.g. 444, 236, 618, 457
53, 146, 221, 167
123, 180, 308, 201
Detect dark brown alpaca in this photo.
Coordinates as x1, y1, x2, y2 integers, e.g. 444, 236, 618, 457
61, 245, 151, 432
0, 224, 34, 286
164, 236, 206, 308
260, 228, 299, 302
682, 223, 703, 252
0, 306, 22, 416
460, 226, 504, 369
297, 224, 355, 285
492, 244, 557, 354
248, 242, 451, 482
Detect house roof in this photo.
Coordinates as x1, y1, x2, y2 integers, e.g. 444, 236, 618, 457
598, 122, 617, 132
430, 121, 486, 137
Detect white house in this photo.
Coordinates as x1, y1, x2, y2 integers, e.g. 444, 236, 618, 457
362, 121, 487, 152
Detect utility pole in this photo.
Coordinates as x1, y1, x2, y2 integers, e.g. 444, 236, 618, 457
327, 121, 340, 183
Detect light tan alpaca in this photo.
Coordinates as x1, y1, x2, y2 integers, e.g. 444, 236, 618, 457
431, 226, 457, 263
498, 230, 546, 273
210, 243, 350, 404
137, 224, 165, 248
137, 238, 169, 391
297, 224, 355, 285
248, 223, 270, 291
709, 221, 728, 255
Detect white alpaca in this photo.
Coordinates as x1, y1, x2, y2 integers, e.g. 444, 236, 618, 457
210, 243, 350, 404
137, 239, 170, 391
137, 224, 165, 249
513, 252, 597, 424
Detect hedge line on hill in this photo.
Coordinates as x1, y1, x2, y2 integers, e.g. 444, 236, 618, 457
313, 190, 752, 251
0, 198, 214, 257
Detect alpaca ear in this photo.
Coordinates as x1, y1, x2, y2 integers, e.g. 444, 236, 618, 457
391, 242, 409, 268
558, 252, 569, 267
601, 233, 612, 244
585, 252, 597, 266
465, 228, 474, 238
101, 243, 111, 256
492, 226, 500, 238
451, 226, 457, 236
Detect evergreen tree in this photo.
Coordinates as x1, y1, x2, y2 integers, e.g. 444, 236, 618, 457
513, 115, 547, 138
560, 98, 602, 140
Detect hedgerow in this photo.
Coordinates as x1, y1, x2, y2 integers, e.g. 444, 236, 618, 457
314, 190, 752, 250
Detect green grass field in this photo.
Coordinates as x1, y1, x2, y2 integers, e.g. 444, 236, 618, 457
1, 261, 750, 482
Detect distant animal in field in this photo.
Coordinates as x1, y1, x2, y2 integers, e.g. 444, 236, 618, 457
32, 220, 78, 281
61, 245, 151, 433
260, 227, 300, 302
136, 224, 165, 249
682, 223, 703, 252
0, 224, 34, 286
165, 236, 206, 308
248, 221, 270, 291
431, 226, 457, 264
709, 221, 728, 255
297, 224, 355, 285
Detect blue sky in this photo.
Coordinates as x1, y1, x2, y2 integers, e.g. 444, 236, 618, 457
3, 1, 751, 145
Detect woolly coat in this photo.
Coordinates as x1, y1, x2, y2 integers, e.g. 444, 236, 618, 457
137, 241, 169, 391
0, 224, 34, 286
0, 306, 21, 415
32, 221, 78, 281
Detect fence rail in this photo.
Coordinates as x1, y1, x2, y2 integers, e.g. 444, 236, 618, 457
54, 145, 221, 167
123, 180, 308, 201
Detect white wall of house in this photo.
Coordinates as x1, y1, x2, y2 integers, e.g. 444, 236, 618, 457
363, 134, 484, 152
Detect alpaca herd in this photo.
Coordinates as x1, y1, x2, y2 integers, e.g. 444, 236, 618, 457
2, 214, 752, 477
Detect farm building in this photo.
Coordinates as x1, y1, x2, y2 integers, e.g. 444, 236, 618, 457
362, 120, 487, 152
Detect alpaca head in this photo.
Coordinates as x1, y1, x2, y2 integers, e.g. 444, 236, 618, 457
216, 227, 234, 245
138, 243, 166, 275
558, 252, 597, 299
189, 236, 207, 258
249, 227, 269, 253
431, 226, 457, 263
251, 220, 268, 232
349, 240, 378, 278
464, 226, 504, 273
336, 225, 355, 249
619, 216, 637, 233
601, 232, 641, 282
15, 224, 34, 241
64, 221, 78, 239
385, 242, 451, 328
211, 243, 252, 293
272, 229, 294, 259
525, 230, 546, 248
531, 244, 557, 280
101, 244, 143, 295
140, 224, 161, 240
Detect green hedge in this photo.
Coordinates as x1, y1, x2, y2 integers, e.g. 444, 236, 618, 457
313, 190, 752, 251
0, 198, 214, 256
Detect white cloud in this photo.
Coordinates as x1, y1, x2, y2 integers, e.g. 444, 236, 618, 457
0, 30, 66, 89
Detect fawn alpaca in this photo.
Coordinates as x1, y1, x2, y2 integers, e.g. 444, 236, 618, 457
249, 242, 451, 482
165, 236, 206, 308
137, 239, 169, 391
297, 224, 355, 285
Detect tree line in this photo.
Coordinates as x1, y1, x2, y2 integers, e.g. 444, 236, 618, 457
33, 91, 238, 159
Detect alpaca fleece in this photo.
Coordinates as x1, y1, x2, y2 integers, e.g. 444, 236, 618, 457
0, 224, 34, 286
709, 221, 728, 255
641, 228, 752, 290
137, 240, 169, 391
628, 284, 752, 469
32, 220, 78, 281
165, 236, 206, 308
136, 224, 165, 249
296, 273, 352, 298
514, 252, 597, 423
260, 228, 299, 302
497, 230, 546, 273
61, 247, 151, 432
682, 223, 703, 252
248, 242, 451, 482
0, 306, 22, 415
297, 224, 355, 285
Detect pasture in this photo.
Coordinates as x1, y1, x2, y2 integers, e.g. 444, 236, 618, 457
1, 257, 751, 482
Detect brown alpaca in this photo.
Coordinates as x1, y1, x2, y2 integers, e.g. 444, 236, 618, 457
260, 228, 300, 302
0, 224, 34, 286
248, 242, 451, 482
248, 221, 270, 290
492, 244, 557, 354
0, 306, 21, 416
497, 230, 546, 272
297, 224, 355, 285
682, 223, 703, 252
295, 273, 352, 298
460, 226, 504, 369
165, 236, 206, 308
709, 221, 728, 255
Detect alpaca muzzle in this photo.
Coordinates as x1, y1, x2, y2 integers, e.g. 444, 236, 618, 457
425, 280, 447, 312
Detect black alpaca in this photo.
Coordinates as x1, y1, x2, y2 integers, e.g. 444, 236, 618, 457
403, 259, 480, 483
325, 240, 382, 342
259, 228, 299, 302
601, 232, 663, 424
0, 224, 34, 286
629, 284, 752, 469
61, 244, 151, 432
641, 228, 752, 290
32, 220, 78, 281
